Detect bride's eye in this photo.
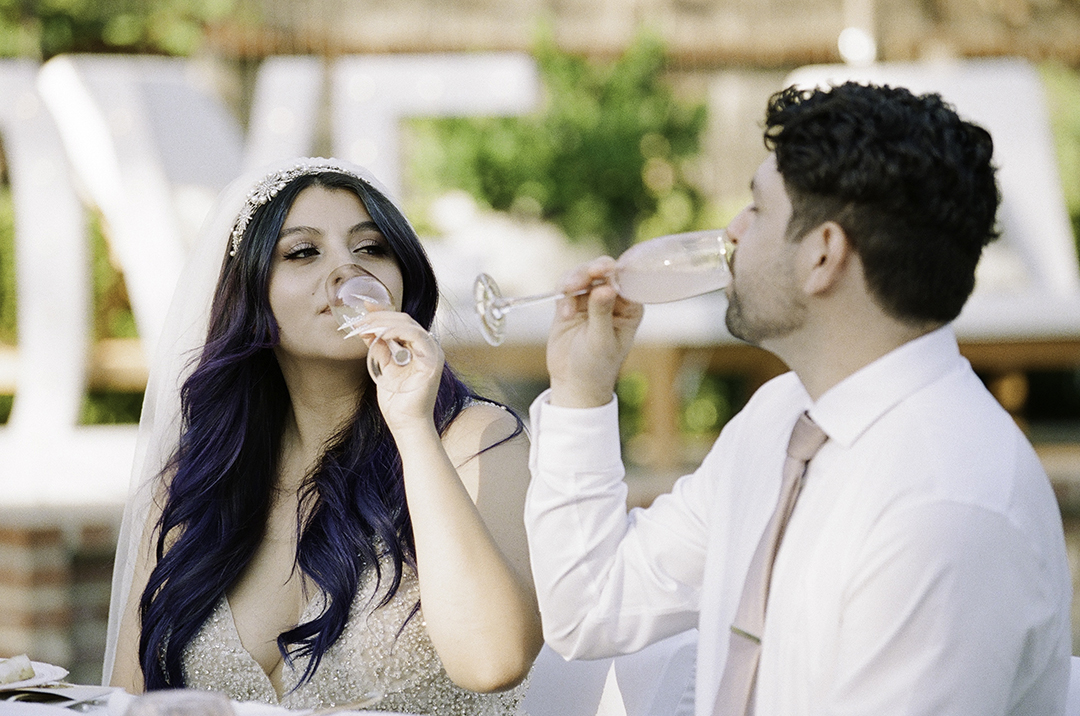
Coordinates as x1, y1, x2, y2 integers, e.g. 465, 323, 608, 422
353, 240, 390, 258
283, 242, 318, 260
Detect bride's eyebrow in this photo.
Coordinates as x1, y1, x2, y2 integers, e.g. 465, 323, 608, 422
276, 221, 381, 241
348, 221, 382, 236
278, 225, 319, 239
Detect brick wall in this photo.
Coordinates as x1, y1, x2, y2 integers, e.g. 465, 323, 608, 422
0, 517, 119, 686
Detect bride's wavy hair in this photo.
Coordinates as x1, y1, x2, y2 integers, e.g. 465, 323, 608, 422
138, 171, 518, 690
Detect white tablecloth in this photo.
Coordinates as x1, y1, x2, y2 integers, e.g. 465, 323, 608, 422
0, 688, 405, 715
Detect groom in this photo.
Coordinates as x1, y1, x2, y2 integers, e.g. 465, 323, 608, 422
524, 81, 1073, 715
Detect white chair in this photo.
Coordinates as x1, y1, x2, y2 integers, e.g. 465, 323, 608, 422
37, 54, 244, 357
523, 631, 698, 716
522, 645, 612, 716
0, 59, 138, 515
241, 55, 323, 171
0, 59, 137, 522
1066, 655, 1080, 714
0, 59, 86, 433
614, 629, 697, 716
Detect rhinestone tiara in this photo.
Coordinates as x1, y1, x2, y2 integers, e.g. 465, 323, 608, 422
228, 157, 360, 257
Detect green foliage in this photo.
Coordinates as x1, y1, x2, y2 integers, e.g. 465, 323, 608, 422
0, 190, 135, 343
0, 0, 235, 58
0, 184, 15, 344
615, 368, 742, 466
681, 372, 738, 437
1040, 61, 1080, 247
408, 32, 709, 256
618, 368, 741, 444
616, 371, 649, 443
80, 390, 142, 424
89, 213, 138, 339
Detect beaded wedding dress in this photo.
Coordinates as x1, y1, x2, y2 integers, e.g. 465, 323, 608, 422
183, 557, 527, 714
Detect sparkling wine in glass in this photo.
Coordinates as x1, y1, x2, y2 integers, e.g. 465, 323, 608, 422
326, 265, 411, 381
473, 228, 735, 346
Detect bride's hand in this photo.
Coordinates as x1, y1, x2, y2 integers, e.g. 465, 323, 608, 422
354, 312, 444, 430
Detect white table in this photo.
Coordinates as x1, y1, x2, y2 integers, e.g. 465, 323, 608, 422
0, 687, 400, 715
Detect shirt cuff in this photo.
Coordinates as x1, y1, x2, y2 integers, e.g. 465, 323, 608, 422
528, 389, 623, 480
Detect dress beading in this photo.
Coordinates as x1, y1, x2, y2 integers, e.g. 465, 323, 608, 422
182, 560, 527, 715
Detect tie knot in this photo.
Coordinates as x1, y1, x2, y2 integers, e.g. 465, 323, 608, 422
787, 412, 828, 462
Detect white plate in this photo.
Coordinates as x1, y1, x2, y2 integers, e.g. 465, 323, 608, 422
0, 661, 69, 691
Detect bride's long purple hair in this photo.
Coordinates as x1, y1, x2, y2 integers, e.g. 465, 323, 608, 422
137, 171, 520, 690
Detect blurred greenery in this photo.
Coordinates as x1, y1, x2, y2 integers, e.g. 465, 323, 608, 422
80, 390, 142, 424
90, 212, 139, 340
407, 31, 710, 257
83, 209, 142, 423
0, 180, 141, 424
616, 371, 649, 444
0, 0, 236, 58
1029, 63, 1080, 428
681, 372, 737, 438
1041, 61, 1080, 248
0, 16, 1076, 434
0, 183, 14, 344
0, 186, 136, 343
617, 367, 744, 466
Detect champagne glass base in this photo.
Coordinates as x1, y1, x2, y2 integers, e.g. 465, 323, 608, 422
474, 273, 508, 347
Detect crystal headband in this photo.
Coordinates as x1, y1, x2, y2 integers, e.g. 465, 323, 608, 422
229, 157, 360, 257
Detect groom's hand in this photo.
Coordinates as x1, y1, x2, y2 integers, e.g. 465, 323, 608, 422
547, 257, 644, 409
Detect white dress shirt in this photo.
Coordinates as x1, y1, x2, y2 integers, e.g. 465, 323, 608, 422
525, 325, 1073, 716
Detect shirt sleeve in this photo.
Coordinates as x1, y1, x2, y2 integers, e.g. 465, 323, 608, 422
525, 390, 709, 660
824, 500, 1070, 716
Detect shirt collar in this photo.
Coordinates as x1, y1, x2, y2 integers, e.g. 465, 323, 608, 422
807, 324, 964, 448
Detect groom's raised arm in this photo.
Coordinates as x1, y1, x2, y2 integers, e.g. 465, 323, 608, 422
523, 258, 706, 658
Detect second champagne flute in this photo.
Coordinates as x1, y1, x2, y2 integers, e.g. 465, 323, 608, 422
473, 228, 735, 346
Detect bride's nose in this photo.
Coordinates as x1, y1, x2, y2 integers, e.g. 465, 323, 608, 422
326, 240, 360, 267
325, 262, 374, 297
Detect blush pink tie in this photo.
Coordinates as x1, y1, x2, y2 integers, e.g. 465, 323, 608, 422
712, 411, 828, 716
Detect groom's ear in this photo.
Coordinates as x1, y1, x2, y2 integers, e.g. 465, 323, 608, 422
800, 221, 851, 296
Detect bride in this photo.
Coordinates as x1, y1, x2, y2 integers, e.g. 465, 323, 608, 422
104, 157, 542, 713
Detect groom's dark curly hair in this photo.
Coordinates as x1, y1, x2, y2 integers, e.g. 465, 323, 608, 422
764, 81, 1000, 324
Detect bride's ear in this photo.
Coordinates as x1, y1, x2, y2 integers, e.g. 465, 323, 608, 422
800, 221, 851, 295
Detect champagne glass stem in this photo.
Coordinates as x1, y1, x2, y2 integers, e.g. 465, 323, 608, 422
491, 283, 602, 319
341, 324, 412, 366
386, 339, 411, 366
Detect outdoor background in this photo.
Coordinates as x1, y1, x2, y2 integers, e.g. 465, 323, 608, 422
1, 0, 1080, 685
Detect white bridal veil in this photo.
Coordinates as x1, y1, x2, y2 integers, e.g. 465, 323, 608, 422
102, 158, 397, 684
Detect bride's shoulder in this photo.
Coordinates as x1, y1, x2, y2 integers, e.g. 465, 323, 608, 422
441, 399, 527, 459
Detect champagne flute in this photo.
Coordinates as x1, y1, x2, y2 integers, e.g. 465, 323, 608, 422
473, 228, 735, 346
326, 265, 411, 382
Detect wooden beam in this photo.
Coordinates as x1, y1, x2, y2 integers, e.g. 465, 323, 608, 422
960, 339, 1080, 372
